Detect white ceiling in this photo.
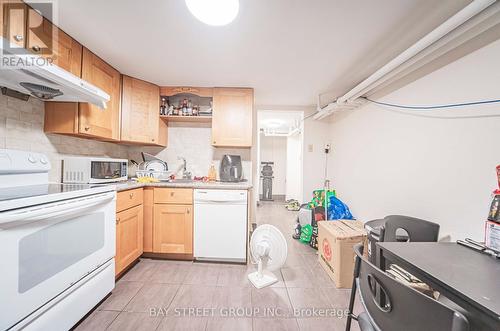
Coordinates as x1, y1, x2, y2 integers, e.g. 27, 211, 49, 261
258, 110, 303, 133
54, 0, 470, 106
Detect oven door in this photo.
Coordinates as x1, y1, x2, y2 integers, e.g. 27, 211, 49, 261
0, 191, 116, 331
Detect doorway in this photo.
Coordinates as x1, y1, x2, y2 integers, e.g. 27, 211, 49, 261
256, 110, 304, 203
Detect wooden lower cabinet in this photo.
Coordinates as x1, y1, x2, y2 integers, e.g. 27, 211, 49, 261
115, 204, 143, 276
143, 188, 154, 253
153, 204, 193, 254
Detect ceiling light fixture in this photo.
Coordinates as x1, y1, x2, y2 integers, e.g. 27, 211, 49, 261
185, 0, 239, 26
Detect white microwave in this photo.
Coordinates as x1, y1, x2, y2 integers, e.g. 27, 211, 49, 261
63, 157, 128, 183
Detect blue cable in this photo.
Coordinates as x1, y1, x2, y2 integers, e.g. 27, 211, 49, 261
363, 97, 500, 110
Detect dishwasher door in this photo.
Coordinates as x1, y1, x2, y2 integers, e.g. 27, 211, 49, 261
194, 189, 248, 263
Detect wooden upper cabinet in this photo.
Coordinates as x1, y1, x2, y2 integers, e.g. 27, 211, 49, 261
26, 7, 82, 76
211, 88, 253, 147
121, 76, 161, 145
160, 86, 213, 98
1, 1, 27, 49
79, 48, 121, 140
44, 48, 121, 140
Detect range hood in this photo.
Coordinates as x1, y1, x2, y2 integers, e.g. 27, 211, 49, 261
0, 38, 109, 108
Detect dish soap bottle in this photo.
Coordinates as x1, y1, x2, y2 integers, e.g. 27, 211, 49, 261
208, 164, 217, 182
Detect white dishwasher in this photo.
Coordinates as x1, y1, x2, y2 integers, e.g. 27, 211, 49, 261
194, 189, 248, 263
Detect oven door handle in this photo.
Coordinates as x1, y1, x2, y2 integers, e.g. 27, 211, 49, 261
0, 192, 115, 226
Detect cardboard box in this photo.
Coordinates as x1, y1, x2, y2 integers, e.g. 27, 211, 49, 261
318, 220, 367, 288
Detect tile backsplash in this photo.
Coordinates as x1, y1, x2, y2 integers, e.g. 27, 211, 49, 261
0, 94, 128, 182
0, 94, 252, 183
128, 123, 252, 182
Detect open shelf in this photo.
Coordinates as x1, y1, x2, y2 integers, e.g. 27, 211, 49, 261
160, 115, 212, 123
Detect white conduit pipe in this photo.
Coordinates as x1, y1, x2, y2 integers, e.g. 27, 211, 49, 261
336, 0, 496, 105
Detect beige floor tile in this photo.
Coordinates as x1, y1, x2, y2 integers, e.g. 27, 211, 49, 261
157, 317, 209, 331
287, 287, 332, 310
106, 312, 163, 331
124, 283, 179, 313
281, 267, 315, 288
168, 285, 217, 316
297, 317, 346, 331
322, 287, 352, 309
206, 317, 252, 331
184, 264, 220, 285
74, 310, 119, 331
120, 260, 159, 282
98, 281, 143, 311
149, 263, 191, 284
217, 265, 252, 287
212, 286, 252, 316
253, 317, 300, 331
309, 265, 336, 288
284, 253, 306, 269
251, 287, 293, 318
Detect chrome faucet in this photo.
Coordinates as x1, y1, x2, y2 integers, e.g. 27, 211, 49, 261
177, 157, 192, 179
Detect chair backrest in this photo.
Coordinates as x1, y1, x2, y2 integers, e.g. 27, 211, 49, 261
383, 215, 439, 242
353, 244, 469, 331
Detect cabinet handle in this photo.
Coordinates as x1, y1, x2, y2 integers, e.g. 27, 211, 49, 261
129, 193, 134, 199
186, 209, 190, 214
116, 218, 120, 224
13, 35, 23, 42
84, 126, 90, 131
170, 192, 174, 197
151, 138, 155, 142
32, 45, 41, 52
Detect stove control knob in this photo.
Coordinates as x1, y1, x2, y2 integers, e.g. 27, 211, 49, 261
28, 154, 37, 163
40, 156, 48, 165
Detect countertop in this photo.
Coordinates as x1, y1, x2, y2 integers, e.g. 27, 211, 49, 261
104, 180, 253, 192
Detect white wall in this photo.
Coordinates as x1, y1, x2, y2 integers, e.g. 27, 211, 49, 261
286, 134, 303, 201
327, 39, 500, 241
259, 135, 287, 195
0, 94, 129, 181
303, 111, 331, 203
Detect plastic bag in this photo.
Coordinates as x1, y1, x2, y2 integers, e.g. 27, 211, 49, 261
327, 195, 354, 220
299, 224, 313, 243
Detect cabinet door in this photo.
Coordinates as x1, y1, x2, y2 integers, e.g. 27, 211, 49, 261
1, 1, 27, 49
79, 48, 121, 140
116, 205, 144, 276
27, 8, 82, 76
121, 76, 160, 144
155, 118, 168, 147
212, 88, 253, 147
153, 204, 192, 254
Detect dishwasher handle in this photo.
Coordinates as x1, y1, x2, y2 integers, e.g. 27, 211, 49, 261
194, 189, 247, 203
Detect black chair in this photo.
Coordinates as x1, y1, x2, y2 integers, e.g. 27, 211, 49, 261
346, 243, 469, 331
346, 215, 441, 331
383, 215, 440, 242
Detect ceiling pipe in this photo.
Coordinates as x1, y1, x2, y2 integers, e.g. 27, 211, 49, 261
314, 0, 496, 120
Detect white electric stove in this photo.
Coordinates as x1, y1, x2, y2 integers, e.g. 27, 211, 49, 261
0, 149, 116, 331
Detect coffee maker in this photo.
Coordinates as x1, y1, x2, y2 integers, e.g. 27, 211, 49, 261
220, 155, 243, 182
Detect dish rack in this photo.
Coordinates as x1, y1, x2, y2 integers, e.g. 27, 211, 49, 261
136, 170, 173, 181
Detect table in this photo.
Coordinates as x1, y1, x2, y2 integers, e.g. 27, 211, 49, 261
377, 242, 500, 331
